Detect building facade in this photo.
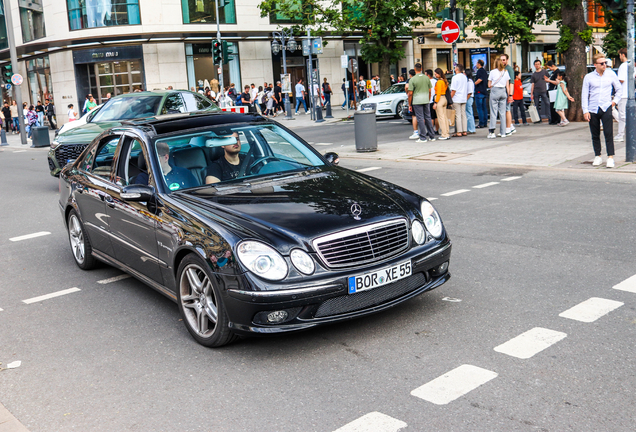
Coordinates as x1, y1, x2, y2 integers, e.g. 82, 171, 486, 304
0, 0, 415, 124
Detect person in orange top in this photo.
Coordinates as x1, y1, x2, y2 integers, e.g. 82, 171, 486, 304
512, 71, 528, 125
432, 68, 450, 139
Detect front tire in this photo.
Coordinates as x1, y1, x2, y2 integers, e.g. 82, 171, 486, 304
395, 101, 404, 119
177, 254, 238, 347
67, 210, 97, 270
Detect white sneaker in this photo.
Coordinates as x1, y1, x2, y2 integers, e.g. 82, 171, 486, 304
487, 133, 496, 139
439, 136, 450, 140
510, 127, 517, 134
615, 136, 624, 142
415, 138, 427, 143
428, 137, 436, 142
409, 132, 419, 140
607, 158, 615, 168
592, 156, 603, 166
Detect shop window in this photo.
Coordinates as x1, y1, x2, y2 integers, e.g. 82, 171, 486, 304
0, 2, 9, 50
269, 0, 309, 24
587, 1, 605, 28
67, 0, 141, 30
20, 0, 46, 42
26, 56, 53, 106
182, 0, 236, 24
186, 43, 242, 93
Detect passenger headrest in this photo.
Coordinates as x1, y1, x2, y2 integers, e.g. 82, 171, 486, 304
137, 152, 147, 171
173, 147, 207, 169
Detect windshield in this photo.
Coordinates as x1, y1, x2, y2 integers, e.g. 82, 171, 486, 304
91, 96, 163, 122
153, 123, 325, 193
381, 84, 406, 95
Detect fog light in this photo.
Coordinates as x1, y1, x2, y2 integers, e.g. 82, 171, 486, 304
267, 310, 289, 323
439, 261, 449, 272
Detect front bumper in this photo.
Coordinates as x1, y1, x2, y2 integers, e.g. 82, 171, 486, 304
224, 239, 452, 336
48, 143, 89, 177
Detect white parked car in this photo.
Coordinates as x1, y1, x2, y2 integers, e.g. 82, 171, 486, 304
358, 83, 407, 118
55, 104, 104, 136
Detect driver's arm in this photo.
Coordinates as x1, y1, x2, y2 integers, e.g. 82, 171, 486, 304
205, 175, 221, 184
205, 162, 223, 184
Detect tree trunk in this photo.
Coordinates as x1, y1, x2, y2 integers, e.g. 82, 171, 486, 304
379, 53, 391, 92
521, 40, 530, 72
562, 2, 587, 122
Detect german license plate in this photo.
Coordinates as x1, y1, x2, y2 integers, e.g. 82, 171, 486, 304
348, 261, 412, 294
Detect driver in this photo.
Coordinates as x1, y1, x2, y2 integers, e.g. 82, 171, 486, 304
156, 141, 198, 191
205, 132, 245, 184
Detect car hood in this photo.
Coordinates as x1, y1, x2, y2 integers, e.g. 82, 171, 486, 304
55, 121, 123, 144
361, 93, 406, 104
175, 167, 418, 253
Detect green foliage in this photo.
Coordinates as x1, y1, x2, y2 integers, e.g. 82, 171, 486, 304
556, 25, 574, 53
577, 28, 593, 45
602, 8, 627, 59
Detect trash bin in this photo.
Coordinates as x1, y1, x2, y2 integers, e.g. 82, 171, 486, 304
354, 103, 377, 152
31, 126, 50, 148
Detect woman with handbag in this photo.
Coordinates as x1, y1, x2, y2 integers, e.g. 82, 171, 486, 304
432, 68, 450, 140
487, 59, 511, 139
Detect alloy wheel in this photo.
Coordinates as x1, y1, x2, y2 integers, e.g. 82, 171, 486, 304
68, 214, 85, 264
179, 264, 218, 337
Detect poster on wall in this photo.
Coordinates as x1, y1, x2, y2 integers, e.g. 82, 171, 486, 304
281, 74, 291, 93
469, 48, 489, 73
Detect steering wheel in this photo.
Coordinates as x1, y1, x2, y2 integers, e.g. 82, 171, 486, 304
248, 156, 280, 175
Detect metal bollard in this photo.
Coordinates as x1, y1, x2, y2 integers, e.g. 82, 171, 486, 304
314, 96, 325, 123
0, 129, 7, 146
325, 100, 333, 119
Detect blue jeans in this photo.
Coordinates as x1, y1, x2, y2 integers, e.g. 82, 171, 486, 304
475, 93, 488, 127
295, 97, 307, 113
12, 117, 19, 132
37, 112, 44, 127
324, 93, 331, 106
466, 96, 475, 133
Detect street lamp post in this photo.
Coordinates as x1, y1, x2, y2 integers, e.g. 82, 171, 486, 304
272, 29, 297, 120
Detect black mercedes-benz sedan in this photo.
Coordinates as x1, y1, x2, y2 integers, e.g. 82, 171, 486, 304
58, 112, 452, 347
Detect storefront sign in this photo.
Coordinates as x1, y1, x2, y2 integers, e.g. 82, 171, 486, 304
341, 55, 349, 69
73, 45, 143, 64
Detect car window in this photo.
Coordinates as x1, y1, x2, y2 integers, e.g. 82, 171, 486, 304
259, 128, 313, 165
82, 136, 120, 179
162, 93, 186, 114
182, 92, 216, 112
381, 85, 405, 95
91, 96, 163, 122
116, 137, 149, 186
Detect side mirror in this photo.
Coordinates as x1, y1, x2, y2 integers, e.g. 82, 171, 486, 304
121, 184, 155, 202
324, 152, 339, 165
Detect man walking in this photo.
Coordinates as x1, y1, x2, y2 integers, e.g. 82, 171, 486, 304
615, 48, 629, 142
582, 53, 622, 168
2, 102, 11, 133
474, 59, 488, 128
500, 54, 516, 135
45, 99, 56, 129
530, 59, 551, 123
408, 63, 435, 143
294, 78, 307, 114
544, 61, 560, 125
450, 63, 468, 136
358, 76, 366, 102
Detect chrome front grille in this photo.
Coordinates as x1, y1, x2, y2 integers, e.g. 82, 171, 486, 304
313, 219, 409, 268
55, 144, 88, 168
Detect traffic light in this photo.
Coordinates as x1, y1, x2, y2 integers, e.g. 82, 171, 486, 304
213, 40, 222, 64
456, 9, 466, 42
436, 7, 451, 39
599, 0, 624, 11
221, 40, 230, 65
1, 64, 12, 84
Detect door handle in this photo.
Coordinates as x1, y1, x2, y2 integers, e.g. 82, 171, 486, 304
104, 195, 116, 208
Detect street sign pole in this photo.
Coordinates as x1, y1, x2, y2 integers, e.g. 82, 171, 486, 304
2, 0, 26, 145
450, 0, 458, 73
626, 0, 635, 162
307, 29, 315, 120
214, 0, 224, 90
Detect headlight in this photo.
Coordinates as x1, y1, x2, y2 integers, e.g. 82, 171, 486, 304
421, 201, 443, 239
378, 100, 392, 105
51, 140, 60, 149
412, 220, 426, 245
290, 249, 315, 275
236, 241, 288, 281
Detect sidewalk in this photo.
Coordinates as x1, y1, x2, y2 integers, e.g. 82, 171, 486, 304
0, 128, 56, 149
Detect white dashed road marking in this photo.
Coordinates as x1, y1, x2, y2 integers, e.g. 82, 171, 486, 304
428, 197, 438, 201
22, 288, 81, 304
440, 189, 470, 197
313, 142, 334, 146
333, 412, 407, 432
613, 275, 636, 293
13, 150, 26, 153
356, 167, 381, 173
411, 364, 498, 405
473, 182, 499, 189
558, 297, 623, 323
493, 327, 567, 359
9, 231, 51, 242
97, 274, 132, 285
501, 176, 522, 181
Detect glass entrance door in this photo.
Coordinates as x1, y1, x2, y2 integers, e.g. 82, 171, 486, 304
88, 60, 144, 103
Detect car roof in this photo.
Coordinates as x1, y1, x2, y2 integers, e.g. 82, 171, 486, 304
121, 111, 266, 136
113, 90, 174, 98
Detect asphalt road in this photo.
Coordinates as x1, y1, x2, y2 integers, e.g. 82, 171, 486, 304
1, 141, 635, 432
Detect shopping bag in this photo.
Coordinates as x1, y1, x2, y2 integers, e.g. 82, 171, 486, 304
528, 104, 541, 123
447, 108, 456, 127
548, 89, 557, 103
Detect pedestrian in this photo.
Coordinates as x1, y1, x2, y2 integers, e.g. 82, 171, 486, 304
432, 68, 450, 140
45, 99, 56, 129
2, 102, 11, 133
530, 59, 551, 123
256, 85, 266, 114
322, 77, 332, 108
405, 69, 419, 140
512, 71, 528, 126
450, 63, 468, 137
294, 78, 307, 114
425, 69, 438, 135
35, 101, 45, 126
615, 48, 629, 142
26, 105, 37, 139
240, 85, 252, 111
227, 83, 237, 103
274, 81, 283, 115
582, 54, 621, 167
265, 86, 275, 116
554, 71, 574, 126
465, 69, 476, 134
67, 104, 77, 122
85, 94, 97, 112
487, 58, 511, 139
544, 61, 560, 125
390, 74, 396, 85
358, 76, 366, 102
407, 63, 435, 143
474, 59, 488, 128
499, 54, 516, 135
341, 78, 348, 109
211, 78, 220, 94
10, 100, 19, 133
370, 76, 378, 95
82, 94, 90, 114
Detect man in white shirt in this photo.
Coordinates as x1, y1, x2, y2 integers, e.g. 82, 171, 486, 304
582, 53, 622, 168
450, 64, 468, 135
294, 78, 307, 114
426, 69, 438, 134
615, 48, 629, 142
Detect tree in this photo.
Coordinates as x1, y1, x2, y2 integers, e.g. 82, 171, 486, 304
558, 0, 591, 121
458, 0, 560, 71
258, 0, 433, 91
602, 8, 627, 60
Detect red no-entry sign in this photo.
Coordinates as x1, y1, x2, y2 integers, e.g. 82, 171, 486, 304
440, 20, 460, 44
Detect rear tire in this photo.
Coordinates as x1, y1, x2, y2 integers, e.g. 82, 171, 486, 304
67, 210, 97, 270
177, 254, 238, 348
